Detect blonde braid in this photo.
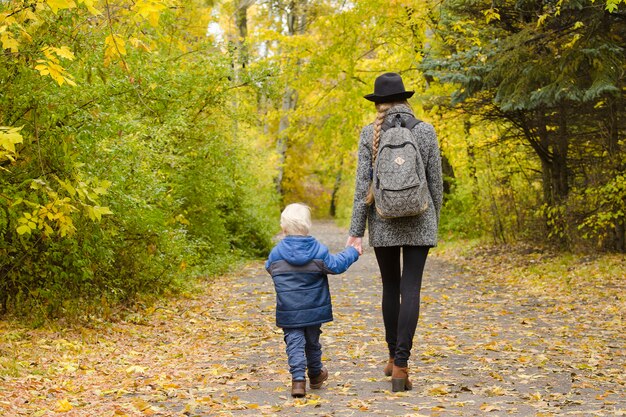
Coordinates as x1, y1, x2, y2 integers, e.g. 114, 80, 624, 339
366, 102, 393, 205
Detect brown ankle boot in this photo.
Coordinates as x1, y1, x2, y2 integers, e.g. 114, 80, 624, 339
391, 365, 413, 392
291, 380, 306, 397
309, 367, 328, 389
384, 358, 394, 376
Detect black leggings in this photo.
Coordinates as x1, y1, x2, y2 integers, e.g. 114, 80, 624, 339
374, 246, 429, 368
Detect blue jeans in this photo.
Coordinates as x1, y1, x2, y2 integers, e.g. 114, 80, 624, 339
283, 325, 323, 381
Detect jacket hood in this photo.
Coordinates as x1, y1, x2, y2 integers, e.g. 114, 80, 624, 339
275, 235, 321, 266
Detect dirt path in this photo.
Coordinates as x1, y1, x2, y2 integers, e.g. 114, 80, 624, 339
1, 221, 624, 416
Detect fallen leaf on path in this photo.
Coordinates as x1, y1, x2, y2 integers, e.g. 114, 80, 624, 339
54, 399, 73, 412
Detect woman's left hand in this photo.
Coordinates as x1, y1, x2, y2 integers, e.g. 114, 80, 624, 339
346, 236, 363, 255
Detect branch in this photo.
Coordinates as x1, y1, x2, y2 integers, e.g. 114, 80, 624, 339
104, 0, 159, 119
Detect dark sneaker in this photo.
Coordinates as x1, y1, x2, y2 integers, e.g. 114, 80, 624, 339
291, 380, 306, 397
309, 367, 328, 389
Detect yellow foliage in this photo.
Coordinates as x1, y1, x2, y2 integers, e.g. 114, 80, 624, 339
35, 46, 76, 86
47, 45, 75, 60
104, 34, 127, 68
78, 0, 101, 15
133, 0, 168, 27
15, 177, 113, 238
46, 0, 78, 14
54, 399, 73, 412
1, 31, 19, 52
563, 33, 582, 49
35, 59, 76, 86
483, 8, 500, 24
129, 37, 152, 53
0, 126, 23, 157
86, 205, 114, 221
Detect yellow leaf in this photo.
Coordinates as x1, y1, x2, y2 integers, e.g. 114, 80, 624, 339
427, 384, 450, 396
47, 63, 66, 85
1, 32, 19, 52
104, 34, 126, 67
52, 45, 75, 60
129, 37, 151, 53
0, 126, 23, 154
480, 403, 500, 412
35, 63, 50, 76
133, 1, 167, 27
125, 365, 146, 374
131, 398, 151, 411
55, 399, 73, 412
23, 10, 40, 24
20, 27, 33, 43
16, 225, 31, 235
489, 371, 504, 381
482, 8, 500, 24
563, 33, 581, 49
36, 59, 75, 87
486, 385, 506, 396
483, 341, 499, 351
78, 0, 101, 15
89, 206, 113, 221
46, 0, 77, 14
42, 47, 58, 61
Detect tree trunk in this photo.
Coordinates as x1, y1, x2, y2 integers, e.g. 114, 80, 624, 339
521, 110, 567, 241
329, 167, 342, 217
532, 109, 569, 206
464, 120, 478, 198
441, 153, 455, 196
536, 114, 553, 205
229, 0, 254, 172
485, 152, 506, 243
275, 88, 297, 198
606, 98, 625, 252
235, 0, 252, 68
552, 104, 569, 203
275, 0, 308, 200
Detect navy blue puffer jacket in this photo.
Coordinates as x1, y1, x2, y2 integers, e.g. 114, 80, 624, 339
265, 236, 359, 328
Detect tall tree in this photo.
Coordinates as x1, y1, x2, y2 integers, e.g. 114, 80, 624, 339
422, 0, 626, 249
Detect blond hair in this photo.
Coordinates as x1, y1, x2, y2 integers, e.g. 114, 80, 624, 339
365, 101, 410, 205
281, 203, 312, 236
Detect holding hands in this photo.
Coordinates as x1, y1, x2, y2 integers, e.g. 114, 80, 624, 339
346, 236, 363, 255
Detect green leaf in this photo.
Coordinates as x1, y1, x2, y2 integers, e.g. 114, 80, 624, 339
16, 225, 31, 235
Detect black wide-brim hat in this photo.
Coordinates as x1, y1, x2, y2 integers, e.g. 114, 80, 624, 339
364, 72, 414, 103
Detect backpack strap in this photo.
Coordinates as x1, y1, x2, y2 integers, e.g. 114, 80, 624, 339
404, 116, 422, 130
381, 113, 422, 132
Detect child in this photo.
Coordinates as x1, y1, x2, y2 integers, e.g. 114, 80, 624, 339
265, 203, 360, 398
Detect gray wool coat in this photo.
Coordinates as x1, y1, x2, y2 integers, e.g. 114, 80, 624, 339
348, 104, 443, 247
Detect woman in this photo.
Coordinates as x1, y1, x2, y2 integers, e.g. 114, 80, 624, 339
346, 72, 443, 392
